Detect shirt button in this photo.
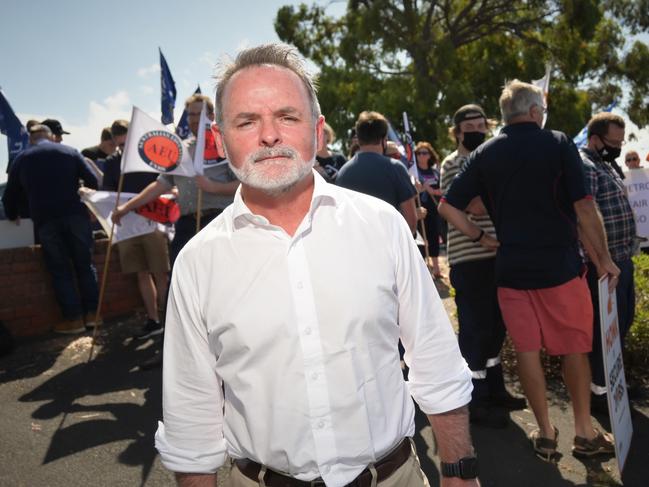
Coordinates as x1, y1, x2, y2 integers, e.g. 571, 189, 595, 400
304, 327, 312, 335
296, 281, 304, 289
317, 420, 325, 429
311, 372, 319, 380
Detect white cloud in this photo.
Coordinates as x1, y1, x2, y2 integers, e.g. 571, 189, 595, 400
137, 63, 160, 78
140, 85, 154, 95
15, 91, 134, 153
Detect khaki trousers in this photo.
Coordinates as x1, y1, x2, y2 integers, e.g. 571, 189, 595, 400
224, 449, 430, 487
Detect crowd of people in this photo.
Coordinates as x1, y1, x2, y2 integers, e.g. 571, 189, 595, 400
1, 41, 646, 486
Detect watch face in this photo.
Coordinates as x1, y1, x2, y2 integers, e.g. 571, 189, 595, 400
459, 456, 479, 479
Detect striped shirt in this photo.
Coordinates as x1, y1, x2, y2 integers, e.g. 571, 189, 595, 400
440, 151, 497, 265
580, 148, 636, 262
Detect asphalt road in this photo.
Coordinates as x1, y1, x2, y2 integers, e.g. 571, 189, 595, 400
0, 311, 647, 487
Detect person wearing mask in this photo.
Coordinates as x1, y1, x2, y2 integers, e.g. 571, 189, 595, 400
580, 112, 637, 412
439, 104, 526, 428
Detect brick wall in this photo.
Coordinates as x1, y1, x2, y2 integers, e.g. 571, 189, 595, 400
0, 239, 143, 338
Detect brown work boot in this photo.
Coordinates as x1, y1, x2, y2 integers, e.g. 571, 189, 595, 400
84, 312, 102, 329
53, 319, 85, 335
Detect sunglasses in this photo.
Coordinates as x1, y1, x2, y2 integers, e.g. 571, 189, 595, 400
415, 151, 430, 156
626, 157, 639, 162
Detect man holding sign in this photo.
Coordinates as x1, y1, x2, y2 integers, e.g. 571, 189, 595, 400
580, 113, 637, 413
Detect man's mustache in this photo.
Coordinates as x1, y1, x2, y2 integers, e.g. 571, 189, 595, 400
251, 147, 298, 163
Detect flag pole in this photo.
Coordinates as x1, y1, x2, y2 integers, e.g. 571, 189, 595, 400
87, 171, 124, 362
195, 189, 203, 234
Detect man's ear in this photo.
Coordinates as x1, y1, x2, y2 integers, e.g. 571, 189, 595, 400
211, 122, 227, 159
315, 115, 326, 153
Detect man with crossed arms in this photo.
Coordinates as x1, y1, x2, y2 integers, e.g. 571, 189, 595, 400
156, 43, 478, 486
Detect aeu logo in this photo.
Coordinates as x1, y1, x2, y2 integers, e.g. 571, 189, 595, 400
138, 131, 183, 172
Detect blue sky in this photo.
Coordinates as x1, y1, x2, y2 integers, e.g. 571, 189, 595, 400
2, 1, 648, 181
0, 0, 344, 180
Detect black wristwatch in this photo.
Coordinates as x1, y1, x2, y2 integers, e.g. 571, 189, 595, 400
441, 456, 479, 479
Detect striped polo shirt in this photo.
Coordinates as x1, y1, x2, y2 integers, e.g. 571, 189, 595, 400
440, 150, 497, 266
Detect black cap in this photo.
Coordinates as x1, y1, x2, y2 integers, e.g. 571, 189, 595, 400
41, 119, 70, 136
453, 104, 487, 126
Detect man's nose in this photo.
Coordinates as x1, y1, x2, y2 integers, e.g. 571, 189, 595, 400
260, 119, 281, 147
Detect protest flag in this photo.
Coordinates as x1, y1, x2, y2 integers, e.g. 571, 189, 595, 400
531, 64, 551, 128
176, 85, 201, 139
81, 189, 159, 243
191, 101, 228, 232
0, 89, 29, 171
160, 48, 177, 125
121, 106, 195, 176
573, 101, 617, 149
402, 112, 419, 181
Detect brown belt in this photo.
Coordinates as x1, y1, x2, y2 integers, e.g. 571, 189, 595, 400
234, 438, 412, 487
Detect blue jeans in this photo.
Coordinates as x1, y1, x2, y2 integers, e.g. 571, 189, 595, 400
38, 214, 99, 320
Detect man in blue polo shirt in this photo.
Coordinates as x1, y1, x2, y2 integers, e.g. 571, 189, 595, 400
439, 80, 619, 460
3, 126, 99, 334
336, 111, 417, 235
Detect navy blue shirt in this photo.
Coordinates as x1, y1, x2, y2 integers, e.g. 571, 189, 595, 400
444, 122, 588, 289
336, 152, 416, 210
2, 141, 98, 226
102, 151, 158, 193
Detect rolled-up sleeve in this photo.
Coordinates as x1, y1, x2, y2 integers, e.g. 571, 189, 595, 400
392, 214, 473, 414
155, 248, 227, 473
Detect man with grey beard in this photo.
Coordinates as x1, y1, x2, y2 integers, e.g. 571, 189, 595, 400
156, 43, 478, 487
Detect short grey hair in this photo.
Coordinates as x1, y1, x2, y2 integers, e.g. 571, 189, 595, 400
28, 124, 52, 143
499, 79, 544, 124
214, 43, 321, 126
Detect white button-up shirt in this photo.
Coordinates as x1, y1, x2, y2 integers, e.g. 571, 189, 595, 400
155, 171, 472, 487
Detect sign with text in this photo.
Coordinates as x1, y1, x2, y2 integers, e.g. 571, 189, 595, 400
624, 167, 649, 245
598, 276, 633, 476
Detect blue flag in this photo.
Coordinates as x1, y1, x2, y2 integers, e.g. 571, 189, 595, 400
573, 101, 617, 148
160, 48, 177, 125
0, 89, 28, 171
176, 85, 202, 140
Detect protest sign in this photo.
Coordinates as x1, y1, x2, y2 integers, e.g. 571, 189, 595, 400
624, 167, 649, 246
598, 276, 633, 476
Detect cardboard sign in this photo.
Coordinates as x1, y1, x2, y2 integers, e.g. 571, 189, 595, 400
598, 276, 633, 475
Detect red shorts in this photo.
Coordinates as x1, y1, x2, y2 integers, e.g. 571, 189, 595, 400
497, 276, 593, 355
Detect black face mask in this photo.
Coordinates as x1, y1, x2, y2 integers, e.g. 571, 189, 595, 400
461, 131, 486, 151
597, 143, 622, 163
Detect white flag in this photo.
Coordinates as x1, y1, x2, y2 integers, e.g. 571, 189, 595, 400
121, 106, 196, 176
192, 102, 225, 175
80, 189, 159, 243
532, 65, 551, 128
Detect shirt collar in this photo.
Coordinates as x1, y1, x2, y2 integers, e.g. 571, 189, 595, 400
231, 169, 338, 229
580, 146, 603, 163
501, 121, 541, 134
34, 139, 53, 146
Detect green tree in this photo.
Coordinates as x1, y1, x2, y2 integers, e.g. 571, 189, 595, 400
275, 0, 649, 153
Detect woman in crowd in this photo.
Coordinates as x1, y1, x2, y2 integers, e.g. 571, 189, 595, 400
415, 141, 443, 278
